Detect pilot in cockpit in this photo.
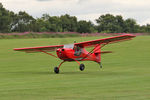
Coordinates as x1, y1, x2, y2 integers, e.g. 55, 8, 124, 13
74, 45, 82, 56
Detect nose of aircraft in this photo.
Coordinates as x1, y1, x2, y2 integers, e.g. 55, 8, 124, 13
57, 48, 64, 52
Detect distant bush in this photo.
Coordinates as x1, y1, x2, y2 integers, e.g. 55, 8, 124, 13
0, 32, 149, 39
0, 32, 80, 39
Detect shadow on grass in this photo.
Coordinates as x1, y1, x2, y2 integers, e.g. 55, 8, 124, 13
59, 70, 135, 76
3, 70, 135, 77
3, 71, 51, 75
4, 71, 96, 75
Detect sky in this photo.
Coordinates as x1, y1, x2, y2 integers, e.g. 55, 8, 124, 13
1, 0, 150, 25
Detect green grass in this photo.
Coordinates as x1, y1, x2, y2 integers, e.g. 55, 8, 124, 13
0, 36, 150, 100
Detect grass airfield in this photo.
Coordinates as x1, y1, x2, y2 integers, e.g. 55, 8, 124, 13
0, 36, 150, 100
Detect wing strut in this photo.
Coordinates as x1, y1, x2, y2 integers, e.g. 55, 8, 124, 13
37, 50, 58, 58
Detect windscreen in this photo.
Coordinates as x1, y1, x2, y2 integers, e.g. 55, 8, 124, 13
63, 44, 74, 49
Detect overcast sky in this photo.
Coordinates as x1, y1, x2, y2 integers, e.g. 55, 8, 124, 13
1, 0, 150, 25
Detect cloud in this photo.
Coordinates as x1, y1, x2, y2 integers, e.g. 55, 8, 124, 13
1, 0, 150, 25
37, 0, 53, 1
112, 0, 150, 6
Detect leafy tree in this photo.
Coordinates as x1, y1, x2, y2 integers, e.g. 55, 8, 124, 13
0, 3, 14, 33
12, 11, 35, 32
124, 18, 138, 33
96, 14, 125, 33
48, 16, 62, 32
145, 24, 150, 33
35, 18, 49, 32
36, 14, 62, 32
77, 20, 95, 33
0, 3, 150, 34
60, 14, 77, 32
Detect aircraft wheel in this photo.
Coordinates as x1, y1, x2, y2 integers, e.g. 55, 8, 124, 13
79, 64, 85, 71
54, 67, 59, 74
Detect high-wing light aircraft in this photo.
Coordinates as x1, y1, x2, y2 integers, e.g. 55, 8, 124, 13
14, 34, 135, 74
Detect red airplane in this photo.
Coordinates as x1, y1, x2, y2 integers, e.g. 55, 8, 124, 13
14, 34, 135, 74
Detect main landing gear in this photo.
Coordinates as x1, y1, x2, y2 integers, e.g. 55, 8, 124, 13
53, 60, 86, 74
54, 67, 59, 73
54, 61, 65, 74
53, 61, 102, 74
79, 64, 85, 71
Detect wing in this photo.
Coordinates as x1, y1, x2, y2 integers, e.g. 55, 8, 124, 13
14, 45, 64, 53
75, 34, 136, 48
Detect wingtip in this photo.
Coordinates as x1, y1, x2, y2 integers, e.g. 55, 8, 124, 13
13, 48, 17, 51
13, 48, 23, 51
125, 34, 136, 37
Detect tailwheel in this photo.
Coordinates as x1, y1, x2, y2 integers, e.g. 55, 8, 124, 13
99, 62, 102, 68
79, 64, 85, 71
54, 67, 59, 74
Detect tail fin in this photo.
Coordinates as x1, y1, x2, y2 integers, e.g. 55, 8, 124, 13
93, 45, 112, 63
93, 45, 112, 68
93, 45, 101, 63
93, 45, 101, 54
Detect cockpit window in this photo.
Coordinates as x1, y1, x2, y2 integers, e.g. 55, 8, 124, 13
64, 44, 74, 49
74, 46, 82, 56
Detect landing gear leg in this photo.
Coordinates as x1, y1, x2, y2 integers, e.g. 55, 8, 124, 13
73, 59, 85, 71
54, 61, 65, 74
98, 62, 102, 68
74, 59, 85, 71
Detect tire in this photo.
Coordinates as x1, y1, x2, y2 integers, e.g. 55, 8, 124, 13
79, 64, 85, 71
54, 67, 59, 74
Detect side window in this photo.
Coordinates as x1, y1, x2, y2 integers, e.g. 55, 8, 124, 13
74, 46, 82, 56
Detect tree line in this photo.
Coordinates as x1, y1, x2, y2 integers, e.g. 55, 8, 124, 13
0, 3, 150, 33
